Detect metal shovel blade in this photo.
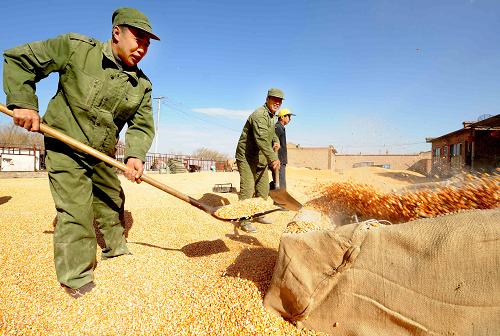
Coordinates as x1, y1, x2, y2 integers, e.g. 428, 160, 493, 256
269, 189, 303, 211
269, 162, 303, 211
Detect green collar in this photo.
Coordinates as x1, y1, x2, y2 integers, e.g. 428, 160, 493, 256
102, 40, 118, 66
263, 104, 275, 118
103, 40, 140, 82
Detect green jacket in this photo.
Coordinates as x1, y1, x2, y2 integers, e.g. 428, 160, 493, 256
3, 33, 154, 161
235, 104, 279, 165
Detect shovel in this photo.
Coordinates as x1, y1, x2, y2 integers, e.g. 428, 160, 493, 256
0, 104, 281, 222
269, 161, 303, 211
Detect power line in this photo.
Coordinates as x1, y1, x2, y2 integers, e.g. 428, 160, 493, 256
162, 98, 241, 132
160, 98, 241, 133
152, 94, 429, 151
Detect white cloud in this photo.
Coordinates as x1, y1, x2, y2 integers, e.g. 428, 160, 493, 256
191, 108, 252, 120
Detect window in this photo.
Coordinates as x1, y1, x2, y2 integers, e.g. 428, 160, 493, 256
443, 146, 448, 157
434, 147, 441, 157
450, 143, 462, 157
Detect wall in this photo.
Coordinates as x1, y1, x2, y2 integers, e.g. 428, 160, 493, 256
0, 146, 42, 172
332, 152, 431, 174
287, 146, 334, 170
0, 154, 36, 171
287, 145, 431, 174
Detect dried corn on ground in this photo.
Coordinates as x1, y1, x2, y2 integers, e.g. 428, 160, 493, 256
0, 171, 324, 335
1, 167, 497, 335
307, 172, 500, 223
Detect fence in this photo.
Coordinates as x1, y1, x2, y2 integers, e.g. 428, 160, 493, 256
0, 144, 218, 173
115, 145, 216, 172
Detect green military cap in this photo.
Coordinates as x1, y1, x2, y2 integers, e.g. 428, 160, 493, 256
112, 7, 160, 41
267, 88, 285, 99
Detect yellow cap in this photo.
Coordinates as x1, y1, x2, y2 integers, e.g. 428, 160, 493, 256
277, 108, 295, 118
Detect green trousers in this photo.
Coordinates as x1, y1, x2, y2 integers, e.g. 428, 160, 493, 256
45, 138, 129, 289
236, 159, 270, 200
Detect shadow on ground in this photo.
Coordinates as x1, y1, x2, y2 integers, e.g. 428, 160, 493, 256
197, 193, 231, 207
225, 233, 263, 246
121, 210, 134, 238
225, 247, 278, 297
44, 210, 135, 249
129, 239, 231, 257
0, 196, 12, 205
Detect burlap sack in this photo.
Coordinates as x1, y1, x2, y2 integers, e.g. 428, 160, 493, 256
264, 208, 500, 335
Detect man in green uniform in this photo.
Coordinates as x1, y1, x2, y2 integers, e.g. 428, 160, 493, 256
3, 8, 159, 298
235, 88, 283, 233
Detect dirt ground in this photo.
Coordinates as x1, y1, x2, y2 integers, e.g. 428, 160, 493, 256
0, 167, 437, 335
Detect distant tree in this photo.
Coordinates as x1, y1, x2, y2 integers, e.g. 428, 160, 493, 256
0, 124, 44, 148
192, 147, 229, 161
329, 144, 338, 155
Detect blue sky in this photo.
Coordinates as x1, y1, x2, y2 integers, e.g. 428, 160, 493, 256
1, 0, 499, 155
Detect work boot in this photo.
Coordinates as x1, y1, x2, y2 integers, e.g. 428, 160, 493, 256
240, 220, 257, 233
102, 251, 133, 260
101, 242, 131, 260
254, 216, 272, 224
61, 281, 96, 299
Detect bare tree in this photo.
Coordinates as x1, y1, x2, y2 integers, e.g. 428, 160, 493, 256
192, 147, 229, 161
0, 124, 44, 148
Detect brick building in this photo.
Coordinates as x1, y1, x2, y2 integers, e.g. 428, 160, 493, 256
426, 114, 500, 175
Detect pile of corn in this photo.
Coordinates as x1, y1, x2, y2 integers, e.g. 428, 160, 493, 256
307, 173, 499, 223
285, 220, 321, 234
284, 208, 335, 234
215, 197, 277, 220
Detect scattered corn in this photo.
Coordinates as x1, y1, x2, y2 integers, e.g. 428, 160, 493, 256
2, 169, 497, 334
0, 174, 325, 336
307, 173, 499, 223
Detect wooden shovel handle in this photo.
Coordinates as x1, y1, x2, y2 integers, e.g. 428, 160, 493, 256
272, 147, 280, 189
273, 164, 280, 189
0, 103, 210, 212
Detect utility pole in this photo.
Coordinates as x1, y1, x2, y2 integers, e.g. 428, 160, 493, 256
153, 96, 165, 153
